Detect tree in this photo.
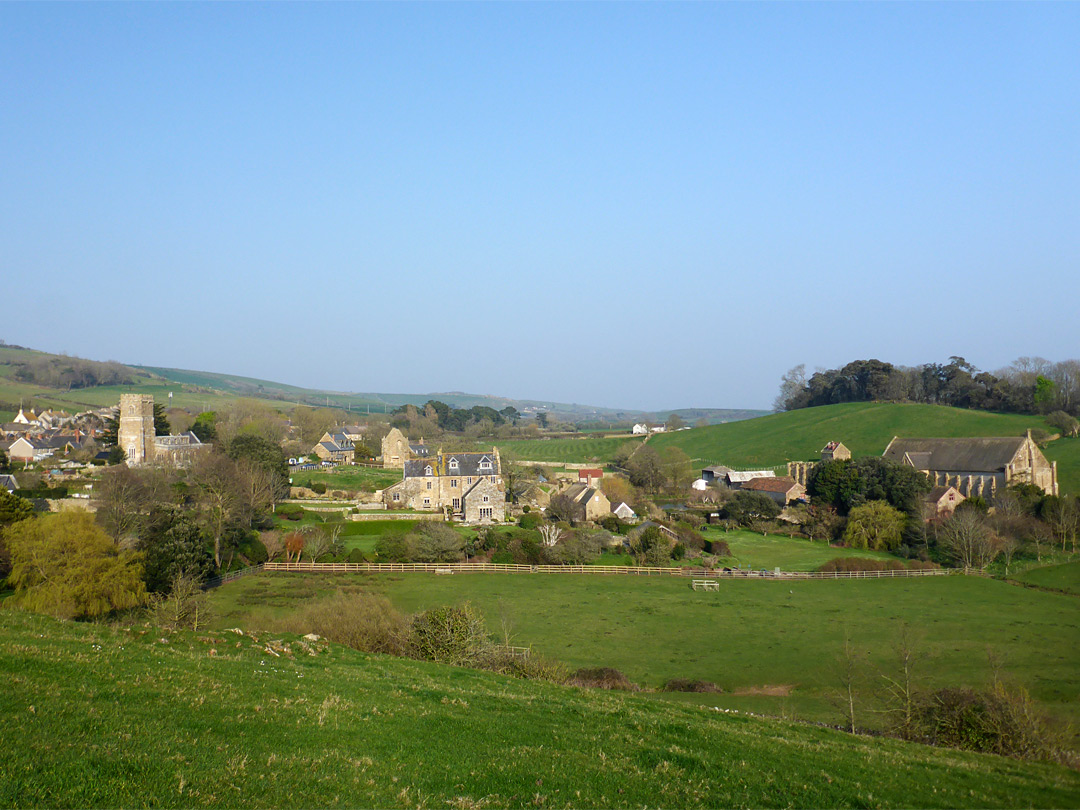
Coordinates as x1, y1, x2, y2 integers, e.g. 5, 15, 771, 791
880, 623, 926, 741
807, 460, 866, 515
538, 524, 563, 548
631, 525, 672, 566
834, 632, 865, 734
722, 490, 781, 526
1046, 411, 1080, 438
152, 403, 171, 436
625, 445, 666, 492
665, 413, 685, 431
546, 494, 577, 524
151, 572, 211, 631
801, 503, 842, 543
0, 447, 9, 471
137, 511, 215, 592
226, 433, 289, 503
0, 489, 34, 527
94, 466, 150, 543
535, 411, 549, 429
774, 364, 808, 411
1040, 495, 1079, 552
1034, 375, 1057, 414
843, 501, 905, 551
101, 415, 119, 447
6, 512, 148, 619
659, 446, 694, 491
410, 523, 464, 562
937, 510, 1001, 569
189, 452, 245, 567
190, 412, 218, 442
500, 406, 520, 425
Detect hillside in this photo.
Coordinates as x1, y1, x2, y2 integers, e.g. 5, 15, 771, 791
0, 345, 760, 424
2, 608, 1078, 808
648, 402, 1063, 470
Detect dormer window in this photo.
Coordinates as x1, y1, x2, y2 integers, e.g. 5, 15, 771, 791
424, 465, 433, 476
479, 456, 491, 471
449, 458, 459, 470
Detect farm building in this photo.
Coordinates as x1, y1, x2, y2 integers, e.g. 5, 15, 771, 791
700, 464, 731, 483
611, 501, 637, 521
882, 432, 1058, 498
577, 468, 603, 487
558, 482, 611, 522
725, 470, 776, 490
312, 432, 354, 464
742, 476, 806, 505
380, 428, 430, 469
820, 441, 851, 461
923, 485, 965, 518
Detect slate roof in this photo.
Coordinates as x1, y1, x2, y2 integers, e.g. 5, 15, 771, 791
925, 485, 961, 502
0, 474, 18, 492
883, 437, 1026, 473
562, 483, 593, 503
409, 443, 430, 457
404, 452, 498, 478
726, 470, 775, 484
743, 476, 801, 494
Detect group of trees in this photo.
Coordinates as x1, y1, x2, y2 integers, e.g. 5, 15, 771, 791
390, 400, 522, 438
615, 445, 694, 493
776, 356, 1080, 417
12, 355, 136, 390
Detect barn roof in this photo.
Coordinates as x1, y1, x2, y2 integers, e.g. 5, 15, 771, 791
743, 476, 800, 493
883, 437, 1026, 472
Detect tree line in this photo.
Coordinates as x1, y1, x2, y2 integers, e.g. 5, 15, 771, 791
12, 355, 136, 390
775, 356, 1080, 418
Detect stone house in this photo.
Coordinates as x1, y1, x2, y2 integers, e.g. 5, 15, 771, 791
559, 482, 611, 522
383, 448, 505, 524
820, 441, 851, 461
742, 475, 806, 506
578, 468, 603, 487
380, 428, 431, 468
882, 432, 1058, 498
923, 485, 965, 518
312, 432, 354, 464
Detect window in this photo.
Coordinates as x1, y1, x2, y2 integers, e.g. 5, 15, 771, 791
452, 498, 460, 509
423, 498, 430, 507
479, 457, 491, 470
449, 458, 459, 470
450, 479, 458, 488
490, 476, 496, 483
393, 493, 400, 501
424, 465, 433, 476
466, 477, 472, 485
482, 495, 489, 503
426, 481, 432, 490
479, 507, 493, 519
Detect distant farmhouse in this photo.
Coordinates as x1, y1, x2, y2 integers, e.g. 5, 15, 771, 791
383, 448, 505, 524
882, 433, 1058, 498
560, 482, 611, 522
312, 431, 354, 464
119, 394, 207, 466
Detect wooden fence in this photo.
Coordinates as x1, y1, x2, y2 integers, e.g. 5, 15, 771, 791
261, 561, 955, 580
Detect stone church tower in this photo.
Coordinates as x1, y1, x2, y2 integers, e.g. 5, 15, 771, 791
118, 393, 155, 465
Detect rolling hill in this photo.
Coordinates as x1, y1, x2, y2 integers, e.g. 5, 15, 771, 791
2, 607, 1078, 808
649, 401, 1062, 468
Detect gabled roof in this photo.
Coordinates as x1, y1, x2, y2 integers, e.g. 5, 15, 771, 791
883, 437, 1027, 473
726, 470, 775, 484
404, 452, 499, 478
743, 476, 801, 494
925, 485, 962, 502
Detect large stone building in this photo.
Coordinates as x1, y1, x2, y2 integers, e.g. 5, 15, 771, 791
380, 427, 431, 469
118, 394, 206, 467
558, 482, 611, 522
882, 432, 1058, 498
383, 447, 505, 524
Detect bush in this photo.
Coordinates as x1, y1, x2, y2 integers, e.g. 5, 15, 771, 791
346, 548, 367, 564
671, 542, 687, 560
490, 550, 514, 564
520, 514, 544, 533
486, 651, 569, 683
567, 667, 638, 691
277, 593, 407, 656
310, 482, 327, 494
408, 603, 492, 666
663, 678, 722, 693
913, 684, 1065, 760
375, 533, 411, 562
816, 557, 939, 574
705, 538, 732, 557
237, 533, 268, 564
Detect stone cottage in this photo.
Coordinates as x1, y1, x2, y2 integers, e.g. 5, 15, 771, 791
383, 447, 505, 524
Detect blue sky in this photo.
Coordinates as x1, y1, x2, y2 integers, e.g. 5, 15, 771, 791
2, 3, 1077, 411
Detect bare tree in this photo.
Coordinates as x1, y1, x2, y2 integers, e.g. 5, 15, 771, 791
538, 524, 563, 548
936, 509, 1001, 569
93, 466, 149, 544
189, 452, 244, 567
835, 632, 865, 734
879, 623, 926, 740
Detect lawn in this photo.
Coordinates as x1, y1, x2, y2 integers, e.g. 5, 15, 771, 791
1014, 560, 1080, 595
712, 528, 897, 571
209, 571, 1080, 740
2, 608, 1079, 808
1044, 438, 1080, 496
289, 465, 402, 493
493, 436, 644, 464
649, 402, 1059, 468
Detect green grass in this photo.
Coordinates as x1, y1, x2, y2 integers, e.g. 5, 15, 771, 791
649, 402, 1058, 468
1014, 561, 1080, 595
210, 571, 1080, 739
713, 528, 897, 571
290, 466, 402, 493
493, 436, 644, 464
2, 608, 1078, 808
1044, 438, 1080, 496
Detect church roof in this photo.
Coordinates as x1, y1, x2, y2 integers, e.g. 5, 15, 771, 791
883, 437, 1026, 473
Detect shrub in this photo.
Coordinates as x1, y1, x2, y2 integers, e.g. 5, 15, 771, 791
567, 667, 638, 691
375, 533, 411, 562
486, 651, 569, 683
663, 678, 722, 693
346, 548, 367, 564
671, 542, 687, 560
278, 593, 407, 656
237, 533, 269, 565
490, 550, 514, 564
705, 539, 732, 557
913, 684, 1065, 760
310, 482, 327, 494
408, 603, 492, 666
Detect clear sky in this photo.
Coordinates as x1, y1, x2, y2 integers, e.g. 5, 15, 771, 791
2, 3, 1077, 411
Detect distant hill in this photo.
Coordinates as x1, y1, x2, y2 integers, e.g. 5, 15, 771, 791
648, 401, 1075, 491
0, 345, 762, 425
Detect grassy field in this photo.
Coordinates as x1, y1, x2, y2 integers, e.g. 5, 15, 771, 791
493, 436, 644, 464
713, 528, 897, 571
1044, 438, 1080, 497
648, 402, 1058, 468
289, 466, 402, 493
2, 608, 1078, 808
209, 570, 1080, 739
1014, 560, 1080, 595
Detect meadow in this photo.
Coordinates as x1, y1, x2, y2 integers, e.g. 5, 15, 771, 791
289, 465, 402, 493
648, 402, 1059, 469
2, 608, 1078, 808
1014, 560, 1080, 595
713, 528, 896, 571
493, 436, 644, 464
208, 570, 1080, 738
